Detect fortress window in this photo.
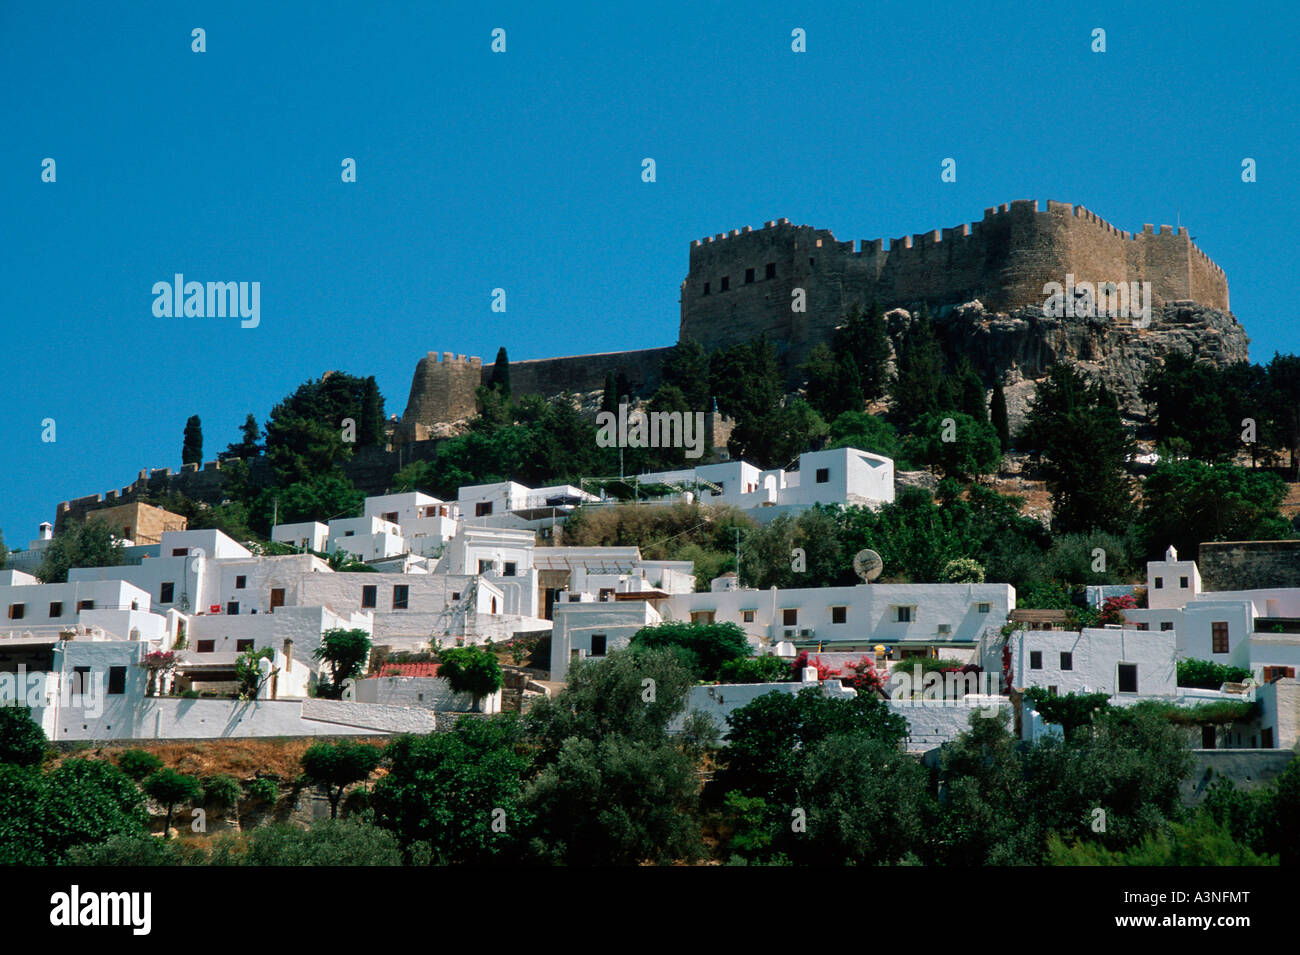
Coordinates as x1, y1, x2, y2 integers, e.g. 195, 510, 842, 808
809, 257, 815, 268
720, 276, 730, 292
745, 268, 755, 284
702, 281, 710, 296
765, 262, 776, 279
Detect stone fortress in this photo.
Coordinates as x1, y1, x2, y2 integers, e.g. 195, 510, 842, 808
400, 199, 1245, 436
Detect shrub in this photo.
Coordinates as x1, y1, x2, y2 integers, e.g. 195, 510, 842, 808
437, 646, 504, 699
0, 707, 47, 767
1177, 659, 1254, 689
244, 777, 279, 805
115, 748, 163, 781
718, 655, 791, 684
201, 774, 243, 810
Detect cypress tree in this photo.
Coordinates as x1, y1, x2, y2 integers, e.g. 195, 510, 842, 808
601, 372, 618, 413
182, 415, 203, 465
489, 347, 511, 399
990, 379, 1011, 453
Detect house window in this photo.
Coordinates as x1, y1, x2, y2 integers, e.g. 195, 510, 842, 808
226, 601, 240, 615
7, 604, 24, 620
384, 512, 398, 523
173, 548, 188, 557
692, 611, 716, 624
235, 639, 254, 652
393, 585, 409, 610
344, 530, 354, 537
782, 608, 798, 626
742, 610, 755, 623
503, 562, 517, 577
451, 592, 461, 602
1060, 652, 1073, 671
478, 559, 493, 574
831, 606, 847, 624
1154, 577, 1163, 589
702, 281, 710, 296
814, 468, 830, 484
720, 276, 730, 292
270, 588, 285, 611
107, 666, 127, 695
196, 640, 215, 653
1180, 576, 1189, 588
1029, 651, 1042, 669
160, 582, 175, 603
1160, 622, 1174, 631
361, 585, 377, 609
77, 600, 95, 611
1212, 622, 1229, 654
590, 634, 607, 657
599, 588, 615, 602
235, 575, 247, 589
569, 594, 582, 602
49, 601, 63, 618
1263, 666, 1296, 682
977, 603, 991, 614
895, 606, 912, 623
1136, 623, 1149, 631
765, 262, 776, 279
1117, 663, 1138, 693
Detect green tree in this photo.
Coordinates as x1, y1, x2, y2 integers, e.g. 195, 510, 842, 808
182, 414, 204, 465
489, 346, 511, 399
1265, 353, 1300, 475
263, 372, 385, 482
601, 371, 618, 414
1019, 363, 1134, 534
990, 379, 1011, 453
905, 411, 1002, 480
1140, 353, 1234, 461
37, 516, 126, 583
142, 767, 202, 838
629, 620, 751, 682
826, 411, 903, 460
889, 310, 947, 431
802, 343, 864, 421
1140, 459, 1291, 560
235, 646, 275, 699
222, 413, 262, 460
372, 716, 532, 863
797, 732, 930, 866
115, 748, 163, 781
313, 627, 372, 698
659, 339, 713, 410
437, 645, 504, 708
836, 301, 892, 400
243, 818, 403, 865
0, 529, 8, 571
0, 707, 47, 767
300, 741, 382, 818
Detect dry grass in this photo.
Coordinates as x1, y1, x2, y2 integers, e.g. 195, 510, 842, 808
50, 737, 389, 781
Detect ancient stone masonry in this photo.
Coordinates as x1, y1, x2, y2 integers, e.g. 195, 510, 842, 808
679, 201, 1230, 381
1199, 541, 1300, 592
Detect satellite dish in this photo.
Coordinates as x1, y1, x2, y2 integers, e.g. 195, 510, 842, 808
853, 549, 883, 583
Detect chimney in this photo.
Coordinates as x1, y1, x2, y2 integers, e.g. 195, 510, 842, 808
39, 522, 53, 540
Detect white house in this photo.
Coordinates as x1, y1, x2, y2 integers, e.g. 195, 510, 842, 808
1007, 626, 1178, 698
662, 578, 1013, 661
326, 516, 405, 562
271, 520, 328, 553
548, 595, 663, 681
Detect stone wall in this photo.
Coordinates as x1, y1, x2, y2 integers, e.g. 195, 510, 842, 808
495, 346, 673, 402
679, 200, 1230, 380
1200, 540, 1300, 591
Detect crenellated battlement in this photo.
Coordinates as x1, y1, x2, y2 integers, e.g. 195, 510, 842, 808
680, 199, 1231, 381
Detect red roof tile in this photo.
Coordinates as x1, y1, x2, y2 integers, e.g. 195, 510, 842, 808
377, 662, 441, 678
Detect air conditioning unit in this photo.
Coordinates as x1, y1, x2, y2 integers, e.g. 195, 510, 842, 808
799, 628, 815, 638
783, 628, 797, 638
937, 624, 952, 635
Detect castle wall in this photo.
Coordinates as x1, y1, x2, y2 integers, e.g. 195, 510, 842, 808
679, 200, 1230, 380
401, 352, 482, 427
493, 347, 674, 401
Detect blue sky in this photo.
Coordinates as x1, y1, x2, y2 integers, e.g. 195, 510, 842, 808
2, 1, 1297, 550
